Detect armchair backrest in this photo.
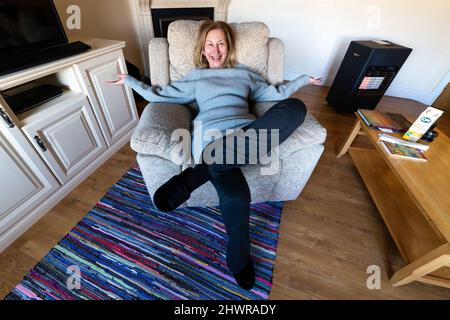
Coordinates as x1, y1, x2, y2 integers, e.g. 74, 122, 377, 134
148, 20, 285, 87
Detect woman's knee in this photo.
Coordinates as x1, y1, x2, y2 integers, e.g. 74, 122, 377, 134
285, 98, 307, 123
274, 98, 306, 131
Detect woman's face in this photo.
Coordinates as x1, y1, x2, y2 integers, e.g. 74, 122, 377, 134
203, 28, 228, 69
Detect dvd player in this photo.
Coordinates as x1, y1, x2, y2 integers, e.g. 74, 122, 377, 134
1, 84, 64, 114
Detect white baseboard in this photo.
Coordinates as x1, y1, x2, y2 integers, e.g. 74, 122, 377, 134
0, 131, 134, 253
428, 69, 450, 105
384, 85, 432, 104
285, 69, 450, 106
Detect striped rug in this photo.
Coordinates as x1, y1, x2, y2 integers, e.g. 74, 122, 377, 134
5, 164, 283, 300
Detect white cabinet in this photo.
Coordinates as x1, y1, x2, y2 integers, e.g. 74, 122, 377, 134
21, 94, 107, 184
0, 39, 138, 252
0, 125, 59, 236
75, 51, 138, 147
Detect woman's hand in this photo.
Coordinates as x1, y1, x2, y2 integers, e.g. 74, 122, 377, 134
309, 77, 322, 86
106, 73, 128, 86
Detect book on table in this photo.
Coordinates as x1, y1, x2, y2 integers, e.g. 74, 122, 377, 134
357, 109, 412, 132
379, 140, 427, 161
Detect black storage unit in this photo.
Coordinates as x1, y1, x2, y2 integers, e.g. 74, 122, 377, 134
326, 40, 412, 113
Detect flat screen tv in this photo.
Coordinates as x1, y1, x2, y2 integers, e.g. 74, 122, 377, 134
0, 0, 67, 54
0, 0, 90, 76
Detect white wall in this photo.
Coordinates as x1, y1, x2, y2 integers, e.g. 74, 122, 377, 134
54, 0, 143, 70
52, 0, 449, 105
229, 0, 450, 105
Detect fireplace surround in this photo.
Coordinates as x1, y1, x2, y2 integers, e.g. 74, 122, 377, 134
130, 0, 232, 76
152, 7, 214, 37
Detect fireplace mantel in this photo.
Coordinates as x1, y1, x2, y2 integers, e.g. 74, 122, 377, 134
130, 0, 232, 76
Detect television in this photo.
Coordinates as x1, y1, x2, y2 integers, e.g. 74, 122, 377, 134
0, 0, 90, 76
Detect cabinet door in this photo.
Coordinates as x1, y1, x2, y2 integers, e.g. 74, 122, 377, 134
0, 131, 58, 235
75, 51, 138, 147
22, 95, 107, 184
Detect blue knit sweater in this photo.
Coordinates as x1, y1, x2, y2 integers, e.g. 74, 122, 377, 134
125, 64, 310, 161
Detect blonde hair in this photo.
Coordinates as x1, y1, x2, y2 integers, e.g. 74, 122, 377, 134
194, 20, 237, 68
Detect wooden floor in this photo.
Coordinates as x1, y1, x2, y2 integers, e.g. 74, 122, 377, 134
1, 86, 449, 299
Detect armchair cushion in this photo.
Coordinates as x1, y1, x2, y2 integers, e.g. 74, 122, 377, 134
167, 20, 270, 82
131, 103, 193, 164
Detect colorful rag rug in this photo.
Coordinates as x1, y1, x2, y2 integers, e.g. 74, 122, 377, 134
5, 165, 284, 300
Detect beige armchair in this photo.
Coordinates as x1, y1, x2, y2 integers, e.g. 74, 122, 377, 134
130, 20, 327, 207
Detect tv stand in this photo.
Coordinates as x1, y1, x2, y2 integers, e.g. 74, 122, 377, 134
0, 39, 139, 252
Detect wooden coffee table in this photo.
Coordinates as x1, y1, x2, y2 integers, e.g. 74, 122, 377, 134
337, 113, 450, 289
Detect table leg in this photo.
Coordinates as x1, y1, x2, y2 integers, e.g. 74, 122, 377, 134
337, 119, 362, 158
390, 243, 450, 287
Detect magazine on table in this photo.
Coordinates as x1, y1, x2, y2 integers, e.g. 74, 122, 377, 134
379, 140, 427, 161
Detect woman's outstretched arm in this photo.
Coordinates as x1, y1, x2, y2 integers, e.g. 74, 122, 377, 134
250, 74, 322, 102
107, 74, 196, 105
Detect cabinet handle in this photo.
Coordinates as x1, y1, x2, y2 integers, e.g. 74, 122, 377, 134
0, 109, 14, 128
34, 135, 47, 152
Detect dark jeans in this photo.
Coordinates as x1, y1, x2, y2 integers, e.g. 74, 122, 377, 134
202, 98, 307, 273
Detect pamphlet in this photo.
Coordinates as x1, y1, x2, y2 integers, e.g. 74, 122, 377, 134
402, 107, 443, 142
378, 133, 429, 151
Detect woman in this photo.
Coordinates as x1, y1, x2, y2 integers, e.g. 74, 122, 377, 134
109, 20, 321, 290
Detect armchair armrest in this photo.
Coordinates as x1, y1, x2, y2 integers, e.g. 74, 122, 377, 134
149, 38, 170, 86
278, 114, 327, 159
249, 101, 327, 159
131, 103, 193, 164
